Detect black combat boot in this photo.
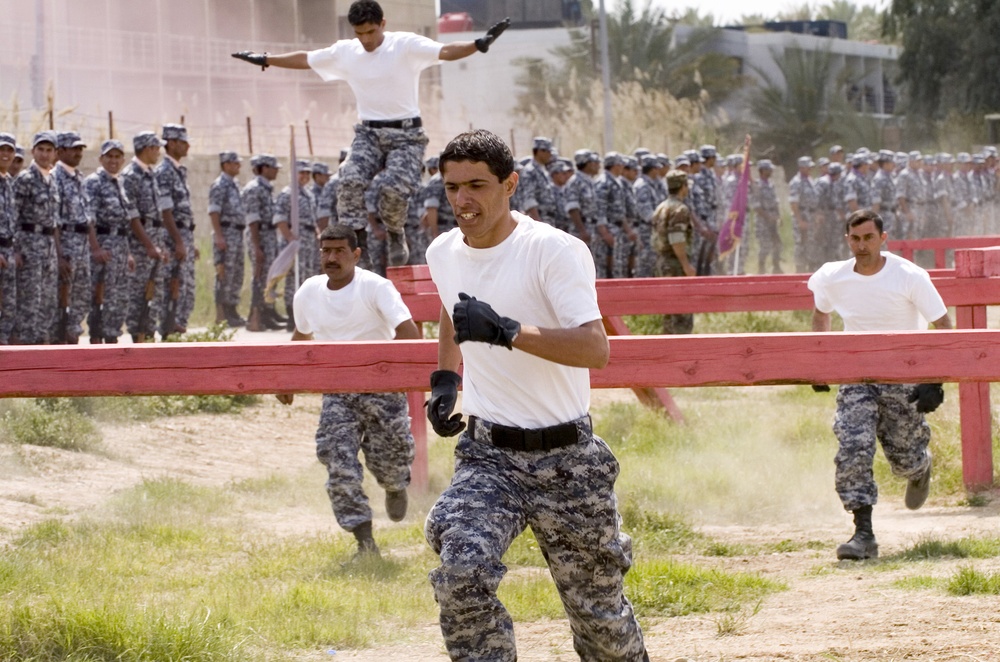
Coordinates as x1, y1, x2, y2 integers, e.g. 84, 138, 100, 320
836, 505, 878, 560
224, 304, 246, 328
350, 521, 380, 561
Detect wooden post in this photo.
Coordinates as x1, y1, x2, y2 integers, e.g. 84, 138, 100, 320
304, 120, 313, 157
954, 247, 998, 491
246, 117, 253, 154
407, 321, 428, 492
108, 111, 114, 139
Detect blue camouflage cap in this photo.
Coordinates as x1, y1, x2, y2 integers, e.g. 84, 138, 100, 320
673, 155, 690, 167
548, 159, 573, 174
100, 139, 125, 156
32, 131, 57, 148
133, 131, 164, 152
699, 144, 717, 158
603, 151, 624, 168
161, 123, 189, 143
640, 154, 660, 170
828, 162, 844, 175
623, 156, 638, 169
14, 146, 24, 159
219, 151, 241, 165
532, 136, 554, 152
424, 155, 439, 169
57, 131, 86, 149
573, 149, 598, 166
251, 154, 280, 169
294, 159, 313, 172
0, 133, 15, 148
757, 159, 774, 170
312, 162, 329, 175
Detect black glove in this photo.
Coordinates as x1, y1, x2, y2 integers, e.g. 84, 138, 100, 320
811, 384, 831, 393
453, 292, 520, 349
232, 51, 269, 70
427, 370, 465, 437
908, 383, 944, 413
474, 17, 511, 53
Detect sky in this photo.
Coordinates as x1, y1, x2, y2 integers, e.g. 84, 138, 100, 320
603, 0, 890, 25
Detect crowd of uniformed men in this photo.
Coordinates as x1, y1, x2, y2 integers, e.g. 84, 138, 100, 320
2, 126, 999, 345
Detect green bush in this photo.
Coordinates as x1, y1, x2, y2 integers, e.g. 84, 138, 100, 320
0, 399, 103, 453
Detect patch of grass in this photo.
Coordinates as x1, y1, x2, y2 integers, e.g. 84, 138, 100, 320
893, 575, 940, 591
696, 310, 814, 335
0, 399, 103, 453
626, 558, 784, 617
714, 599, 762, 637
947, 565, 1000, 595
896, 536, 1000, 561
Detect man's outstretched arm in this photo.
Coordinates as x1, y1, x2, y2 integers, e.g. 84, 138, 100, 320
232, 50, 311, 70
439, 17, 511, 61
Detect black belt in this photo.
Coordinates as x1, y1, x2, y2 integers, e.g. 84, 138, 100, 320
96, 226, 129, 237
20, 223, 55, 236
219, 221, 245, 229
177, 223, 195, 231
300, 224, 315, 231
145, 219, 163, 228
361, 117, 422, 130
468, 415, 587, 452
64, 223, 90, 234
0, 237, 12, 248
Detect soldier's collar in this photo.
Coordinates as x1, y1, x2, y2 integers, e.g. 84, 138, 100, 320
57, 161, 77, 175
31, 161, 53, 177
164, 153, 182, 168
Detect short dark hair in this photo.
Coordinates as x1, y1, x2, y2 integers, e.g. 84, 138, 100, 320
439, 130, 515, 183
320, 223, 359, 250
348, 0, 383, 26
846, 209, 884, 234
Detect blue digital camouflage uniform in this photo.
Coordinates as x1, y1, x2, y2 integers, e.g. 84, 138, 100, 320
843, 167, 872, 210
788, 171, 819, 272
0, 170, 16, 343
317, 173, 340, 227
404, 181, 428, 265
895, 164, 924, 239
951, 168, 971, 232
122, 158, 168, 338
14, 162, 60, 344
84, 168, 135, 341
208, 170, 246, 308
316, 392, 415, 532
53, 161, 93, 341
871, 168, 897, 236
155, 156, 196, 332
594, 170, 625, 279
931, 169, 953, 237
652, 195, 694, 334
275, 183, 318, 314
562, 170, 599, 242
518, 160, 559, 226
421, 172, 456, 236
692, 168, 719, 275
425, 416, 647, 662
632, 174, 664, 277
242, 171, 277, 313
751, 176, 782, 274
339, 125, 428, 235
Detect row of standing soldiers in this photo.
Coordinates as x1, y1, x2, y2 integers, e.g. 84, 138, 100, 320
786, 146, 1000, 273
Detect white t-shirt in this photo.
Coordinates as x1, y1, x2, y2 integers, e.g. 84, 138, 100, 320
426, 213, 602, 428
293, 269, 413, 341
807, 252, 947, 332
307, 31, 442, 121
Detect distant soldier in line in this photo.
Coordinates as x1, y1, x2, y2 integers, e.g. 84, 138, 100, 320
316, 150, 353, 255
232, 0, 511, 266
403, 161, 429, 266
276, 159, 319, 330
932, 154, 955, 237
563, 149, 601, 244
243, 154, 284, 331
750, 159, 782, 274
122, 131, 169, 342
421, 156, 457, 240
895, 152, 923, 240
871, 150, 898, 237
10, 147, 25, 179
952, 153, 972, 234
310, 162, 331, 224
156, 123, 196, 336
14, 131, 60, 345
631, 154, 666, 277
0, 133, 17, 344
617, 156, 642, 278
518, 136, 559, 226
817, 162, 848, 262
208, 151, 247, 327
652, 169, 696, 334
693, 144, 720, 275
843, 152, 872, 217
788, 156, 819, 272
594, 152, 627, 279
548, 158, 575, 234
84, 140, 135, 344
53, 131, 100, 344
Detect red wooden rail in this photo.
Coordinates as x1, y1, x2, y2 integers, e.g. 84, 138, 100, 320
1, 329, 998, 489
887, 235, 1000, 269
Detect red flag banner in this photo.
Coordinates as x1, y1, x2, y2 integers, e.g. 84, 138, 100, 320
717, 134, 752, 259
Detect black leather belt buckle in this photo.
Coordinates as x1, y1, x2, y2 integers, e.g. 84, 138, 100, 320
69, 223, 90, 234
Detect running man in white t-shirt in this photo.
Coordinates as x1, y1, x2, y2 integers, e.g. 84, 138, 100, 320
233, 0, 509, 268
278, 223, 421, 560
423, 130, 648, 662
808, 209, 952, 561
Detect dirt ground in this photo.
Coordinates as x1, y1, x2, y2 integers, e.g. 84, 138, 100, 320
3, 328, 1000, 660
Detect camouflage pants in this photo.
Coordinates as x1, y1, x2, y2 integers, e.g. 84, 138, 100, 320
0, 246, 16, 343
15, 233, 57, 344
126, 228, 168, 337
366, 226, 388, 277
879, 211, 896, 240
338, 125, 428, 233
283, 229, 319, 314
792, 213, 812, 273
654, 259, 694, 335
249, 225, 277, 310
315, 392, 414, 532
425, 416, 647, 662
212, 225, 245, 308
168, 227, 197, 330
612, 227, 638, 279
633, 224, 654, 278
754, 216, 782, 274
88, 235, 130, 340
833, 383, 932, 512
55, 232, 92, 339
404, 223, 429, 266
591, 225, 618, 279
